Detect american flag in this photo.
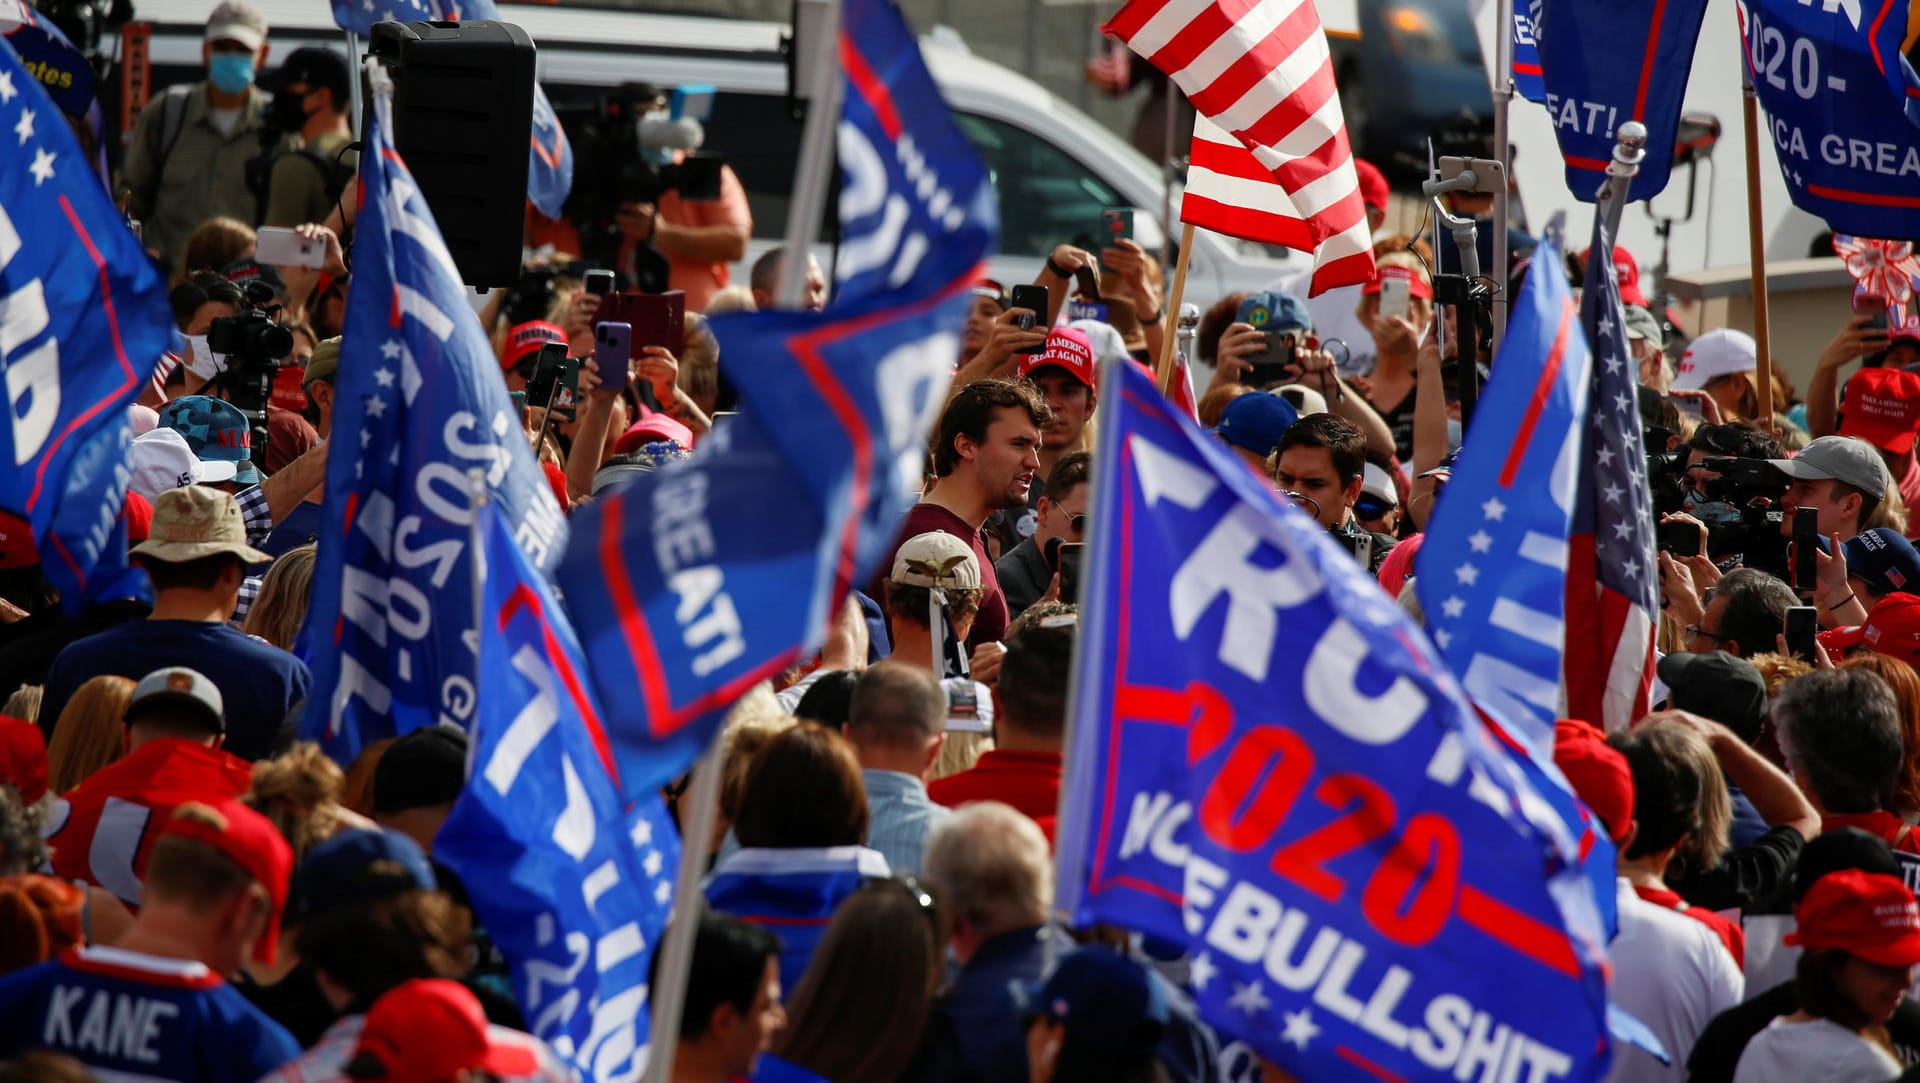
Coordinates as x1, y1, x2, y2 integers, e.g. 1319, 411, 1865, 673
1565, 221, 1657, 732
1106, 0, 1374, 294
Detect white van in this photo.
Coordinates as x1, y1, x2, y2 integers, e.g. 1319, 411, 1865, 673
134, 0, 1304, 304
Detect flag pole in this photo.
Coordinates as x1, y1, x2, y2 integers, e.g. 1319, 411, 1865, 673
1489, 0, 1514, 353
645, 741, 726, 1083
1155, 222, 1196, 394
1740, 70, 1775, 424
777, 0, 844, 308
1594, 122, 1647, 246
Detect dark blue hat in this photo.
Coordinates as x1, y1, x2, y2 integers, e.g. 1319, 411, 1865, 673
1844, 528, 1920, 598
1023, 947, 1167, 1059
1214, 392, 1300, 458
294, 827, 436, 918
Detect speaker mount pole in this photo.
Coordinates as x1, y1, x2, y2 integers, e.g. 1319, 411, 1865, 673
776, 0, 842, 309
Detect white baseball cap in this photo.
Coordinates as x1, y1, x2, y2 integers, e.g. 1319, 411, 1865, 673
1671, 328, 1757, 391
129, 427, 237, 502
890, 532, 981, 590
1360, 462, 1398, 506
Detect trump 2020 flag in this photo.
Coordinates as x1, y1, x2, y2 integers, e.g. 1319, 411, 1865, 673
328, 0, 571, 219
296, 67, 565, 762
558, 0, 994, 798
438, 500, 677, 1082
0, 38, 169, 611
1055, 359, 1612, 1081
1535, 0, 1710, 200
1739, 0, 1920, 238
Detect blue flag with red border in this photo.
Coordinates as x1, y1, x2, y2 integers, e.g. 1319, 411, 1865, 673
0, 38, 169, 612
1055, 359, 1612, 1082
557, 0, 995, 799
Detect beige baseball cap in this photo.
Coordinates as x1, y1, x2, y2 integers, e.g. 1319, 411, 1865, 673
131, 485, 273, 565
890, 532, 980, 590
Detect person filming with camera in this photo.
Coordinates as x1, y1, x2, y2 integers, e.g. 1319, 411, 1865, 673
611, 85, 750, 311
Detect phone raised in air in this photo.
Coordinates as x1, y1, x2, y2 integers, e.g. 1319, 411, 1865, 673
1784, 605, 1818, 661
1009, 284, 1049, 354
1057, 542, 1085, 602
1793, 507, 1820, 598
583, 269, 616, 297
594, 321, 632, 393
599, 289, 686, 357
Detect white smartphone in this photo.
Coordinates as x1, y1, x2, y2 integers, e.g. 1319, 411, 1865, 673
255, 226, 327, 270
1380, 276, 1412, 321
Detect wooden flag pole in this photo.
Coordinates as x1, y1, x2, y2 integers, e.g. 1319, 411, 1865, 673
1156, 223, 1196, 395
1741, 72, 1775, 424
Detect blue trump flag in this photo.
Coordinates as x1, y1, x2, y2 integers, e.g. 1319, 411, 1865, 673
1055, 359, 1612, 1081
1534, 0, 1709, 200
1741, 0, 1920, 238
296, 71, 566, 762
558, 0, 995, 798
438, 500, 677, 1082
329, 0, 571, 220
1511, 0, 1545, 103
0, 39, 169, 611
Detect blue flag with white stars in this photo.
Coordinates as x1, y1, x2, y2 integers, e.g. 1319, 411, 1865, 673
294, 71, 566, 763
0, 38, 169, 613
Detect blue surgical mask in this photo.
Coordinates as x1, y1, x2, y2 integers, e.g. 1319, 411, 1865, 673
208, 53, 257, 94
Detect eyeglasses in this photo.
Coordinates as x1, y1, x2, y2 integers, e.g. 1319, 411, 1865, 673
1067, 513, 1087, 535
1685, 624, 1731, 645
1354, 497, 1396, 520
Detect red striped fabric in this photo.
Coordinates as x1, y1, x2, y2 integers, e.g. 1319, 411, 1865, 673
1106, 0, 1375, 295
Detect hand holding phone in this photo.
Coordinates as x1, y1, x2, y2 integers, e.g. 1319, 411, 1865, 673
594, 321, 633, 393
1793, 507, 1820, 598
1009, 284, 1050, 354
584, 269, 616, 296
1058, 542, 1085, 601
1784, 606, 1818, 661
1380, 277, 1412, 321
255, 226, 327, 270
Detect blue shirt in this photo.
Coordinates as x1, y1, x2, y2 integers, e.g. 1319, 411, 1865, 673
862, 769, 950, 876
0, 945, 300, 1082
41, 618, 311, 762
704, 846, 890, 988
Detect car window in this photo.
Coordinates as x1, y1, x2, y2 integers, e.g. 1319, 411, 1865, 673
952, 112, 1123, 259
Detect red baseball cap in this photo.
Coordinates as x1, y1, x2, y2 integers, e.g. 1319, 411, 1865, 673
1787, 869, 1920, 967
1363, 263, 1435, 301
1860, 592, 1920, 665
350, 979, 542, 1082
1839, 367, 1920, 454
1612, 246, 1649, 308
502, 320, 566, 372
0, 715, 48, 804
0, 511, 36, 569
1552, 719, 1634, 844
1020, 327, 1098, 391
1352, 157, 1389, 214
122, 492, 153, 544
158, 800, 293, 965
613, 409, 695, 455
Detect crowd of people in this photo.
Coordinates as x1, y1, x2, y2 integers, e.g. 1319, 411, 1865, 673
5, 1, 1920, 1080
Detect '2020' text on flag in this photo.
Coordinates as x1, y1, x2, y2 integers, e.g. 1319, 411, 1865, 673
1107, 0, 1374, 295
296, 67, 566, 763
0, 38, 170, 611
1055, 357, 1612, 1082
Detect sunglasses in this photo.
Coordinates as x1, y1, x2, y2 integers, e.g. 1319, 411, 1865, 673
1354, 496, 1396, 520
1067, 513, 1087, 535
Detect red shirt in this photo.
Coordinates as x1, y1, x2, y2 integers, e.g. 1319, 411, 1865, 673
1824, 809, 1919, 852
45, 738, 254, 906
882, 502, 1010, 651
927, 750, 1062, 842
1634, 883, 1745, 967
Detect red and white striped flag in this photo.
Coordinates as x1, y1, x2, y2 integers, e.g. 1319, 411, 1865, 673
1106, 0, 1375, 295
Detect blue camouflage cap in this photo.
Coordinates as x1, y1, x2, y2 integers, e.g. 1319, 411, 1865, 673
159, 395, 260, 485
1235, 291, 1313, 333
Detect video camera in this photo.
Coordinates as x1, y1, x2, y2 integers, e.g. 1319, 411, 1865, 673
203, 279, 292, 464
1651, 451, 1789, 578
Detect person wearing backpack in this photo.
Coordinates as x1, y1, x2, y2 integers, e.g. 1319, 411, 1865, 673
120, 1, 276, 270
257, 47, 357, 230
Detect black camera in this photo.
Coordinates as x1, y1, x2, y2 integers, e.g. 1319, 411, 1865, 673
206, 280, 292, 430
1683, 455, 1789, 578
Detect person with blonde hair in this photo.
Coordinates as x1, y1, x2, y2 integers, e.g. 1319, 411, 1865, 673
44, 675, 135, 794
243, 544, 316, 651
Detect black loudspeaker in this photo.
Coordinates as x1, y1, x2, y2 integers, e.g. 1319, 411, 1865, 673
367, 20, 534, 288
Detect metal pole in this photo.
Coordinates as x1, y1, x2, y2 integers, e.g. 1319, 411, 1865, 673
777, 0, 843, 308
1161, 90, 1177, 271
1489, 0, 1514, 353
1740, 73, 1775, 423
644, 746, 726, 1083
1594, 122, 1647, 247
345, 31, 363, 138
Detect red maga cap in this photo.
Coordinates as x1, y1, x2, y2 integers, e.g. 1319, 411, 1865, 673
1020, 327, 1099, 392
1787, 869, 1920, 967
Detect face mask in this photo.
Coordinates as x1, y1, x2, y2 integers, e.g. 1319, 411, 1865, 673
1683, 490, 1744, 526
267, 91, 310, 132
184, 334, 227, 379
208, 53, 257, 95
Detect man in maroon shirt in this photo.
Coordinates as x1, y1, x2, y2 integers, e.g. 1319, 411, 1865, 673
929, 613, 1074, 841
885, 380, 1052, 652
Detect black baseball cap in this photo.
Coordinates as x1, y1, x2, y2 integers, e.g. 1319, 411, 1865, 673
1656, 651, 1769, 743
266, 46, 351, 104
372, 726, 468, 815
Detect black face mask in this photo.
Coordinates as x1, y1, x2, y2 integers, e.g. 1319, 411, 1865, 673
268, 90, 311, 132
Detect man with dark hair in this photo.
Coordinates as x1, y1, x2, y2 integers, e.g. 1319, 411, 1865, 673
371, 726, 468, 854
883, 380, 1052, 651
1681, 568, 1796, 658
0, 800, 301, 1080
655, 911, 786, 1083
929, 613, 1076, 839
46, 667, 257, 906
39, 487, 310, 761
1275, 413, 1396, 572
995, 451, 1090, 620
845, 662, 950, 874
1775, 668, 1912, 848
747, 246, 826, 312
259, 46, 356, 227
